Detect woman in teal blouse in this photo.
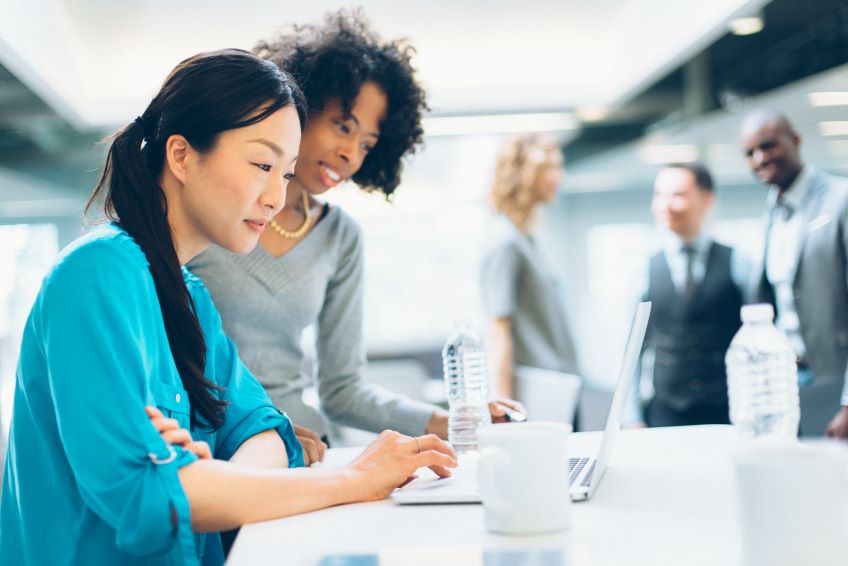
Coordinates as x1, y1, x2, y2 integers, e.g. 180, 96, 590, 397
0, 49, 456, 566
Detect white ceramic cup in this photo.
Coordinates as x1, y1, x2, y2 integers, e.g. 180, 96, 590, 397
734, 442, 848, 566
477, 421, 572, 534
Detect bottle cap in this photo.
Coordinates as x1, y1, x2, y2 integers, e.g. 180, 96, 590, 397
741, 303, 774, 323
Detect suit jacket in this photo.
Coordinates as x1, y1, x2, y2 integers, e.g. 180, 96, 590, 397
750, 167, 848, 404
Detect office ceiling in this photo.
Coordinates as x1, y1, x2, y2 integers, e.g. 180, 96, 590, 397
3, 0, 769, 125
564, 0, 848, 165
0, 0, 846, 203
564, 61, 848, 193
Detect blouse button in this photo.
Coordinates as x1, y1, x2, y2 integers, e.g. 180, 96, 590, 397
175, 393, 181, 403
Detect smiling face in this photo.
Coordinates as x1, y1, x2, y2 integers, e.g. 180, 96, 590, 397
741, 117, 803, 191
652, 166, 714, 242
166, 104, 302, 261
292, 81, 388, 196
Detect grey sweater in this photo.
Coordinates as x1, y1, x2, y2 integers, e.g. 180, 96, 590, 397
188, 205, 436, 438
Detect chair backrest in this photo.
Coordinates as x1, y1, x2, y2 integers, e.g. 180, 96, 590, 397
514, 366, 581, 424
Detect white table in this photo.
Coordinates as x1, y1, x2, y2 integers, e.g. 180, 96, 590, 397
229, 425, 744, 566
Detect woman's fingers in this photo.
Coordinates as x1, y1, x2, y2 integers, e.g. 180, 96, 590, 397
298, 436, 320, 466
145, 407, 180, 433
400, 434, 458, 477
186, 440, 212, 460
144, 406, 164, 420
428, 465, 454, 478
150, 417, 181, 434
161, 428, 193, 446
294, 425, 327, 463
145, 406, 209, 458
414, 450, 458, 478
415, 434, 457, 460
488, 399, 527, 422
488, 401, 507, 417
412, 434, 459, 478
294, 424, 321, 443
499, 398, 527, 414
146, 406, 181, 432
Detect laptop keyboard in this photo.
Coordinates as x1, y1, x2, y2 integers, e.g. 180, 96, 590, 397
568, 457, 595, 487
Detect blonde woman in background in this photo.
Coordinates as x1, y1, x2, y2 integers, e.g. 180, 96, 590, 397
480, 134, 580, 417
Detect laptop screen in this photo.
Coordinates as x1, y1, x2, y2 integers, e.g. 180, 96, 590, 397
587, 301, 651, 495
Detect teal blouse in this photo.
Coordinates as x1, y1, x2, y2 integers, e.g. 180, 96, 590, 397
0, 224, 304, 565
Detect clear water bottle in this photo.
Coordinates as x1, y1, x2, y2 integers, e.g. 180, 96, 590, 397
442, 321, 490, 454
726, 304, 800, 442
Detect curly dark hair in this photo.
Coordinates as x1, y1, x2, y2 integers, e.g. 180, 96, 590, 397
255, 9, 428, 198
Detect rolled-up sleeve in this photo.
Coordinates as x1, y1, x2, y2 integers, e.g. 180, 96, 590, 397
188, 272, 304, 467
38, 245, 199, 562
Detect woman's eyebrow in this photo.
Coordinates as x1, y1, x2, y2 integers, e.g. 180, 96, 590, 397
248, 138, 284, 156
348, 112, 380, 139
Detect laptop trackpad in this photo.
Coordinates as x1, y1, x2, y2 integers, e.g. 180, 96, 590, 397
391, 463, 481, 504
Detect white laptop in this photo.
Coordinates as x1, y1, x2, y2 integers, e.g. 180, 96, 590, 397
391, 301, 651, 504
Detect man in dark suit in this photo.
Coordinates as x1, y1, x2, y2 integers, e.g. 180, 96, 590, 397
627, 163, 745, 428
741, 109, 848, 438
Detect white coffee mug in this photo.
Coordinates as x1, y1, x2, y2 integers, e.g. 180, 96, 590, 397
734, 442, 848, 566
477, 421, 572, 534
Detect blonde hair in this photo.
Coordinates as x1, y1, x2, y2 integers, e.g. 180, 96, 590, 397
489, 133, 562, 232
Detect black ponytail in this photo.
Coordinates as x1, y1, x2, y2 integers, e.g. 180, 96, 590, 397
87, 49, 306, 430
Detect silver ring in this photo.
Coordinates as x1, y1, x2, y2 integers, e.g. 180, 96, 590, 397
414, 436, 422, 454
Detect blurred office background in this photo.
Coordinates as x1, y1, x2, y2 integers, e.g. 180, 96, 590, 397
1, 0, 847, 449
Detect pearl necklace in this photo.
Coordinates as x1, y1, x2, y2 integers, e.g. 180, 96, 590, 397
269, 192, 313, 239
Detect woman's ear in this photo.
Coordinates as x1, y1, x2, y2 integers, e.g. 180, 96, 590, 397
163, 134, 193, 185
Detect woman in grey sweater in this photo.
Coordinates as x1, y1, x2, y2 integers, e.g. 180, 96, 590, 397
189, 10, 521, 464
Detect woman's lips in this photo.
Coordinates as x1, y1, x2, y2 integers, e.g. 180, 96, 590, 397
244, 219, 266, 233
318, 163, 342, 189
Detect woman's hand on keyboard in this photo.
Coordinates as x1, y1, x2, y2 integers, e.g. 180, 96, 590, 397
345, 431, 458, 501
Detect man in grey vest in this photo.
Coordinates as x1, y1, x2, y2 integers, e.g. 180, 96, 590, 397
627, 163, 745, 428
741, 109, 848, 438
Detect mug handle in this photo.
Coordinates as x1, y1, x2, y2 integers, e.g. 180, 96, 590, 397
479, 446, 511, 514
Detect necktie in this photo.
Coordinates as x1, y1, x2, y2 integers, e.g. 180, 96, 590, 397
682, 245, 696, 299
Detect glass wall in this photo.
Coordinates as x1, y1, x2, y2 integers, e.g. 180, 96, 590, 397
0, 224, 59, 442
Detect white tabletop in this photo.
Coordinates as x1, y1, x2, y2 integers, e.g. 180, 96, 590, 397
228, 425, 743, 566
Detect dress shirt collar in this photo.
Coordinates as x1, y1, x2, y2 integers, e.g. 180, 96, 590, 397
661, 230, 711, 257
767, 165, 813, 219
